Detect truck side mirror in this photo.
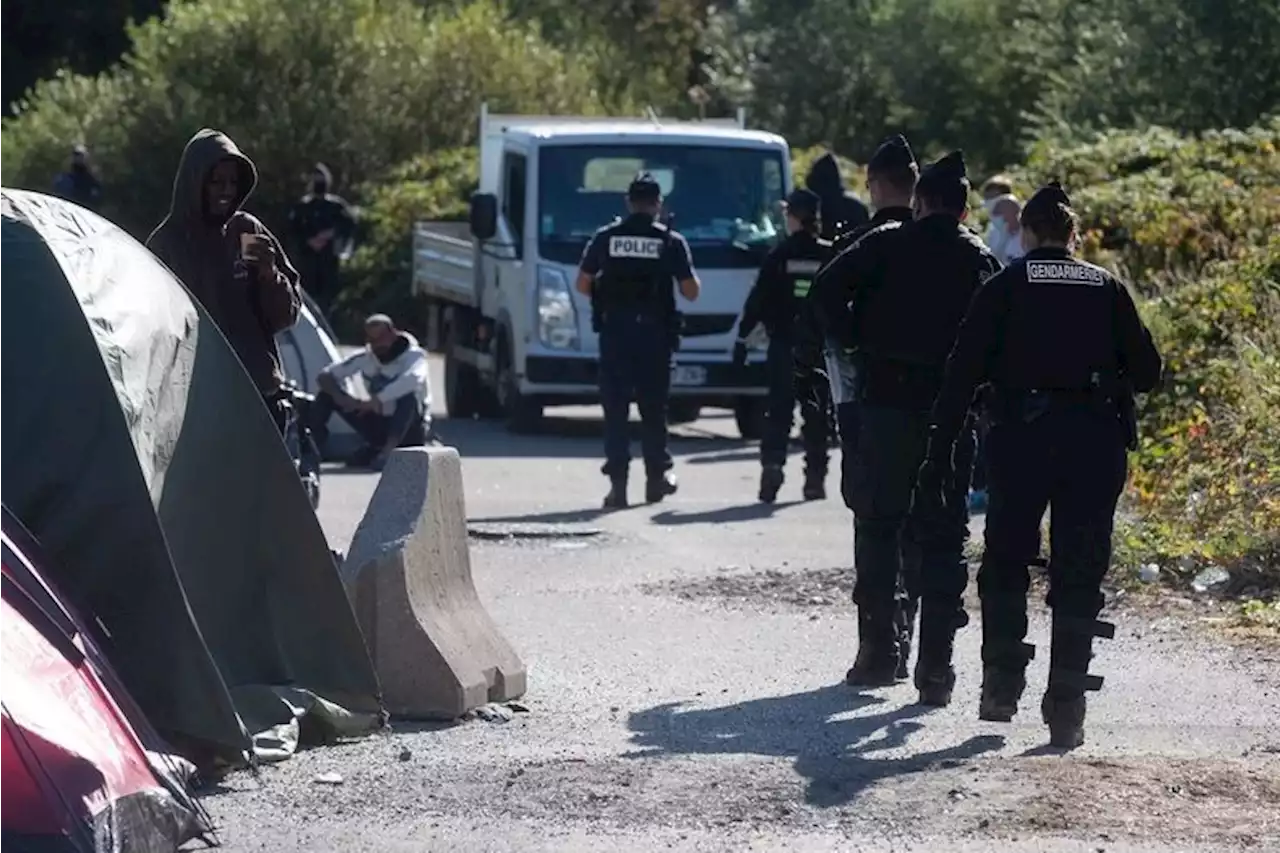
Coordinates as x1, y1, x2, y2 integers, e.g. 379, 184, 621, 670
469, 193, 498, 241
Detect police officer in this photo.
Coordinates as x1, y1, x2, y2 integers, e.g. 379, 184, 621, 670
576, 173, 701, 509
812, 151, 1001, 700
733, 188, 832, 502
812, 134, 921, 498
918, 182, 1161, 748
802, 134, 922, 678
289, 163, 358, 319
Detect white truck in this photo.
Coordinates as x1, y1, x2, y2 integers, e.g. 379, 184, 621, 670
413, 104, 791, 436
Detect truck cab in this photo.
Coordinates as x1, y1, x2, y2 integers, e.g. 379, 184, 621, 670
414, 105, 789, 436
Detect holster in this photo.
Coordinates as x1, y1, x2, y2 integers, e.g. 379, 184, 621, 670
990, 381, 1137, 452
1117, 386, 1138, 451
667, 311, 683, 352
590, 284, 603, 333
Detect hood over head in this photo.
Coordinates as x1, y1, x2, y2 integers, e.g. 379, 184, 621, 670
805, 152, 846, 197
164, 128, 258, 227
310, 161, 332, 197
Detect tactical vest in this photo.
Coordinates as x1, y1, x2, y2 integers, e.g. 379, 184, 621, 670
785, 256, 822, 303
596, 217, 673, 316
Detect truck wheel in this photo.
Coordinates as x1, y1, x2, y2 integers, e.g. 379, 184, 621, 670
444, 350, 481, 419
496, 336, 542, 434
667, 401, 702, 425
733, 396, 766, 441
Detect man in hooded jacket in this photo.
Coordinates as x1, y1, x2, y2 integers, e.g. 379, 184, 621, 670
805, 152, 870, 242
147, 128, 302, 434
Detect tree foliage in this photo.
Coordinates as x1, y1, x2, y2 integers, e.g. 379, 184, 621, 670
1, 0, 607, 238
6, 0, 1278, 183
1, 0, 165, 110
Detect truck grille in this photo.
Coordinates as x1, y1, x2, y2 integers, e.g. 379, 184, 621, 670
680, 314, 737, 337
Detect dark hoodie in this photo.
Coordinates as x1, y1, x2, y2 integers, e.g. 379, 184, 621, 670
805, 153, 870, 241
147, 129, 301, 396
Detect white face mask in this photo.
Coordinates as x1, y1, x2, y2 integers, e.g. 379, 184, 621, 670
986, 218, 1010, 250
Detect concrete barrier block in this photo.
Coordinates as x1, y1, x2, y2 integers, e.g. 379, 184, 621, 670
341, 446, 526, 719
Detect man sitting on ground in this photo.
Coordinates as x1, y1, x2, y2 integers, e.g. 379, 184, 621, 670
312, 314, 432, 469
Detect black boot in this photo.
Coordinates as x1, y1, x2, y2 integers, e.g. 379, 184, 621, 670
978, 590, 1034, 721
914, 601, 967, 706
845, 606, 900, 687
603, 476, 628, 509
1041, 693, 1088, 749
802, 469, 826, 501
978, 661, 1031, 722
894, 595, 919, 681
1042, 613, 1115, 749
646, 470, 678, 504
759, 465, 784, 503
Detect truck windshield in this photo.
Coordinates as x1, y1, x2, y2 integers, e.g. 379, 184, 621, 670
537, 144, 787, 268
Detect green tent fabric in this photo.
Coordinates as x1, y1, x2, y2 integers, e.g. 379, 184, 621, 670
1, 189, 384, 768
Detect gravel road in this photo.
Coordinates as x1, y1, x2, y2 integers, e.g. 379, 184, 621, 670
200, 360, 1280, 852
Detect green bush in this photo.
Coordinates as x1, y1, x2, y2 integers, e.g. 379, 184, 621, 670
333, 149, 478, 341
1, 0, 606, 240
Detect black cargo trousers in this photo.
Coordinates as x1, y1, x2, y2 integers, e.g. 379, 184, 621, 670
761, 336, 829, 477
978, 401, 1127, 701
847, 403, 975, 664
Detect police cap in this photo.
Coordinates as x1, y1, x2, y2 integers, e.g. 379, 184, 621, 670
627, 172, 662, 202
915, 149, 968, 195
867, 133, 916, 175
783, 188, 820, 219
1023, 180, 1072, 218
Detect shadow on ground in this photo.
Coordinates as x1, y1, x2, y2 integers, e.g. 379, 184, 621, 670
626, 684, 1005, 807
470, 508, 613, 526
649, 501, 805, 526
467, 499, 803, 529
428, 414, 745, 461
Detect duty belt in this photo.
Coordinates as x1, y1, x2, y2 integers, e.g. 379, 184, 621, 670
991, 387, 1119, 426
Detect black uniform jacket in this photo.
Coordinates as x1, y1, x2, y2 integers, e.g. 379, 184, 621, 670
811, 214, 1001, 408
929, 247, 1163, 446
738, 230, 832, 342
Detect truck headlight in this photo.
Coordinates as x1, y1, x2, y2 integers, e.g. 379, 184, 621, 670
536, 266, 580, 350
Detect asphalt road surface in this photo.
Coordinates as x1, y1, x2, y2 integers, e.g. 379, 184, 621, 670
203, 357, 1280, 852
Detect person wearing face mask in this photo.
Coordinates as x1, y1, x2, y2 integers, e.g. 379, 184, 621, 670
733, 188, 833, 503
981, 176, 1024, 267
289, 162, 358, 319
917, 181, 1161, 748
964, 176, 1025, 514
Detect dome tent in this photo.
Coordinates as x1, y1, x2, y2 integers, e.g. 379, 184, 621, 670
1, 189, 384, 770
2, 507, 214, 852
